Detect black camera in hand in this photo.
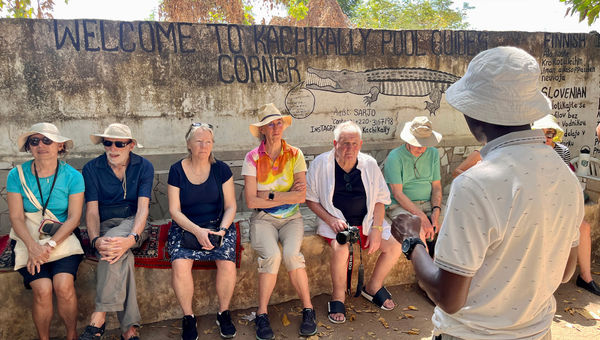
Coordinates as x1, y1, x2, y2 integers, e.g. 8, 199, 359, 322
336, 226, 360, 245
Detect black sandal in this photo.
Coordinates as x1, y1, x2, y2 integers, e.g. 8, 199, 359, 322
327, 300, 346, 324
361, 286, 394, 311
78, 323, 105, 340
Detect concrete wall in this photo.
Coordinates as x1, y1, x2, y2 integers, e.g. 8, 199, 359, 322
1, 18, 600, 338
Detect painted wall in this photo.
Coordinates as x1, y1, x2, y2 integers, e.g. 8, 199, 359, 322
1, 18, 600, 338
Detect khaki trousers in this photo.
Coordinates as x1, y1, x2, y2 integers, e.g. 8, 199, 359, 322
95, 217, 149, 333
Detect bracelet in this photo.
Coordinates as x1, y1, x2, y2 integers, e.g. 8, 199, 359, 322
371, 225, 384, 232
91, 236, 100, 249
432, 206, 441, 212
219, 226, 229, 231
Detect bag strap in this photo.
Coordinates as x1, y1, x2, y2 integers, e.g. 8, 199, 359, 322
212, 161, 225, 220
16, 164, 59, 221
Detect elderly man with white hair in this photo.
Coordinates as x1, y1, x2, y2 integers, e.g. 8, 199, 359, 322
306, 121, 401, 324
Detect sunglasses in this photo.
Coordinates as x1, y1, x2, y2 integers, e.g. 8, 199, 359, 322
102, 140, 132, 148
28, 136, 54, 147
545, 131, 556, 139
343, 173, 353, 192
186, 122, 214, 138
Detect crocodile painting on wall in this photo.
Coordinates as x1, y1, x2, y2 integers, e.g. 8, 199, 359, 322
294, 67, 460, 116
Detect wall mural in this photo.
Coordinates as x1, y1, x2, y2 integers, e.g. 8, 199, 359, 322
285, 67, 459, 119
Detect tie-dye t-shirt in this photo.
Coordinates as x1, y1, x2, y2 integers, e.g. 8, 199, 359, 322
241, 139, 307, 218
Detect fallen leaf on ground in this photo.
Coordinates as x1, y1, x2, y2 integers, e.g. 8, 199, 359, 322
307, 336, 319, 340
574, 307, 600, 320
378, 317, 389, 328
203, 328, 213, 334
402, 328, 420, 335
399, 313, 414, 319
348, 313, 357, 322
237, 319, 248, 326
281, 313, 291, 326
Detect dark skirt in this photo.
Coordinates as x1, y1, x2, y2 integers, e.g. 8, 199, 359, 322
167, 223, 236, 262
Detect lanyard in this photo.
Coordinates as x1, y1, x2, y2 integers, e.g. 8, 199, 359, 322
34, 161, 59, 218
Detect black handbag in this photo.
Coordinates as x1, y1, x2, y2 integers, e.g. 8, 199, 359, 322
179, 163, 225, 251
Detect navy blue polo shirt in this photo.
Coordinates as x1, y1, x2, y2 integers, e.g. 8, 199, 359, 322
82, 152, 154, 222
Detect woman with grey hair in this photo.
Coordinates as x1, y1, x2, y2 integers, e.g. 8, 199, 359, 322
7, 123, 85, 340
167, 122, 238, 339
242, 103, 317, 340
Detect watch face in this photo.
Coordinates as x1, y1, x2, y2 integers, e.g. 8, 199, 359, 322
402, 238, 411, 253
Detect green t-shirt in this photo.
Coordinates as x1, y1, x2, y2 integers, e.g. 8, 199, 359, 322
384, 145, 441, 203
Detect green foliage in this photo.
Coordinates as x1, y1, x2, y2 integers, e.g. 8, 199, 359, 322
337, 0, 362, 17
1, 0, 68, 18
352, 0, 471, 30
560, 0, 600, 25
287, 0, 309, 21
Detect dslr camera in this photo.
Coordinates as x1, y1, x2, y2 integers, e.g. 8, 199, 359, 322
336, 226, 360, 245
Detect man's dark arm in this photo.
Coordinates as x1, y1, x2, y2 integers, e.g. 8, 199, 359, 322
410, 245, 472, 314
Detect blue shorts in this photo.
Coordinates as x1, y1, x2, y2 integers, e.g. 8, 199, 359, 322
17, 254, 82, 289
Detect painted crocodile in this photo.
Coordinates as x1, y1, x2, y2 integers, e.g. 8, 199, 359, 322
304, 67, 460, 115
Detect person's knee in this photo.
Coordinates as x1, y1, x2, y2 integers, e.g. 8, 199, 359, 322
257, 250, 282, 274
381, 238, 402, 257
282, 250, 305, 271
33, 283, 53, 303
53, 280, 76, 301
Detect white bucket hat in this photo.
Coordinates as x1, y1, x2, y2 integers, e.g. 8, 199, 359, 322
445, 46, 551, 126
532, 114, 564, 142
400, 116, 442, 147
17, 122, 74, 152
249, 103, 292, 138
90, 123, 143, 148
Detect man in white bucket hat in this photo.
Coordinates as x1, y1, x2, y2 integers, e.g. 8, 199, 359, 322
79, 123, 154, 340
384, 116, 443, 251
391, 46, 583, 340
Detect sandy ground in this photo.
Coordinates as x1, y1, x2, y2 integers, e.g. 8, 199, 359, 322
95, 272, 600, 340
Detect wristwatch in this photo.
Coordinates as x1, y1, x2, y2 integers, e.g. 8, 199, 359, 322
268, 191, 275, 200
47, 239, 57, 248
128, 233, 140, 243
402, 237, 425, 260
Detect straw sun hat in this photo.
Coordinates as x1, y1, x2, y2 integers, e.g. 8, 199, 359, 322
400, 116, 442, 147
445, 46, 551, 126
249, 103, 292, 138
90, 123, 143, 148
17, 122, 74, 152
532, 114, 564, 142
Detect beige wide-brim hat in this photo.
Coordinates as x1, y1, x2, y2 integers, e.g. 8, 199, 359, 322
532, 114, 564, 142
90, 123, 143, 148
400, 116, 442, 147
249, 103, 292, 138
17, 122, 74, 152
445, 46, 551, 126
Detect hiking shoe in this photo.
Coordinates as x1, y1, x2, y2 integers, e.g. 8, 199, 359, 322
299, 308, 317, 336
216, 310, 237, 338
181, 315, 198, 340
78, 323, 105, 340
255, 313, 274, 340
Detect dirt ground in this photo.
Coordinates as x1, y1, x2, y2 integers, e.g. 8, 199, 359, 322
97, 272, 600, 340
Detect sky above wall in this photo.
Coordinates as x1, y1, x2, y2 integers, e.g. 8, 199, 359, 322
46, 0, 598, 33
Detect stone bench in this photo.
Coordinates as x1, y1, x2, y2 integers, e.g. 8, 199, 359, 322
0, 207, 417, 339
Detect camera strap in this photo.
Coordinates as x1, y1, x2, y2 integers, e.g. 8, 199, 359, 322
346, 237, 365, 297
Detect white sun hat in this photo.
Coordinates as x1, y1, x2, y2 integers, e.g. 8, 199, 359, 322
445, 46, 551, 126
17, 122, 74, 152
90, 123, 143, 148
400, 116, 442, 147
532, 114, 564, 142
249, 103, 292, 138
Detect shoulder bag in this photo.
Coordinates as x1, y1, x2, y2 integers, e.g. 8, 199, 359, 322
9, 164, 83, 270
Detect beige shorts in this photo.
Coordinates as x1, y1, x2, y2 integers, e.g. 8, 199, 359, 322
385, 201, 445, 238
249, 210, 306, 274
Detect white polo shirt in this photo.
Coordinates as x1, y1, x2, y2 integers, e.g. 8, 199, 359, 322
433, 130, 583, 339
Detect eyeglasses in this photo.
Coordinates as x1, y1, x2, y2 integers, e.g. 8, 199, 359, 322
186, 122, 214, 139
267, 120, 284, 128
102, 140, 132, 148
343, 173, 352, 192
28, 136, 54, 147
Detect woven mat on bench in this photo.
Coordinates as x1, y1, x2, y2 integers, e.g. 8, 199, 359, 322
0, 221, 243, 272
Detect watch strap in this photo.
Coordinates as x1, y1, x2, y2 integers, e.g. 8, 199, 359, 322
403, 237, 425, 260
128, 233, 139, 243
